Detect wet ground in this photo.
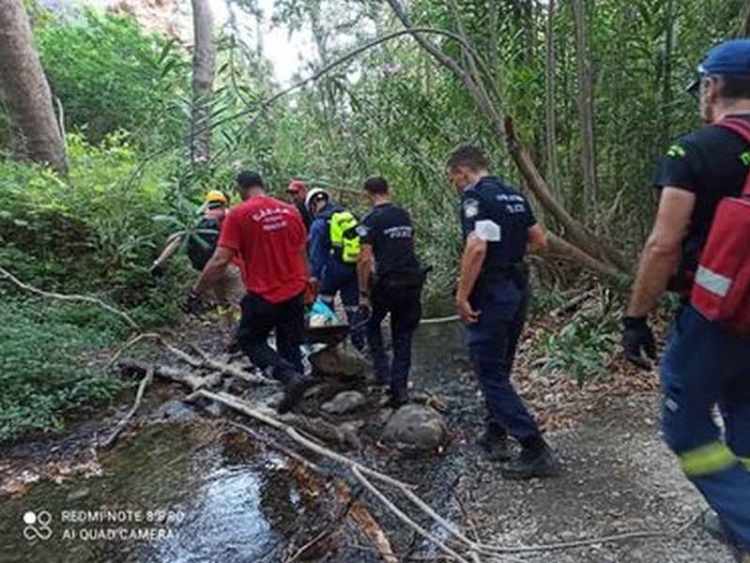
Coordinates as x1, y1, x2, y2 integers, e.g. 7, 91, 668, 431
0, 321, 736, 562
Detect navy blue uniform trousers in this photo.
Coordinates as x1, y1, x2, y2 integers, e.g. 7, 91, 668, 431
466, 277, 541, 442
660, 306, 750, 551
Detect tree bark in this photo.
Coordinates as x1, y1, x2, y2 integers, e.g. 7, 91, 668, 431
661, 0, 676, 144
190, 0, 215, 165
572, 0, 598, 220
739, 0, 750, 38
545, 0, 560, 199
0, 0, 66, 175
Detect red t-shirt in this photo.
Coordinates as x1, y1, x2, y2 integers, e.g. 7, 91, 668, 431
218, 195, 307, 303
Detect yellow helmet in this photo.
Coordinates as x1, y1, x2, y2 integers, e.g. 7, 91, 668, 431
205, 190, 228, 205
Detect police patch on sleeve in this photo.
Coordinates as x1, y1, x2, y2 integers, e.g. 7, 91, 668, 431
474, 219, 501, 242
463, 198, 480, 219
355, 224, 369, 238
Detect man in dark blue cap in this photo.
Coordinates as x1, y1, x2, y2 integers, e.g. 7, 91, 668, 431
623, 39, 750, 561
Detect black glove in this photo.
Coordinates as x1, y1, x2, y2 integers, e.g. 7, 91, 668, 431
622, 316, 657, 369
181, 290, 203, 316
150, 263, 165, 278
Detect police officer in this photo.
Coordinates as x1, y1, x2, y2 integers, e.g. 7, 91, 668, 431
623, 40, 750, 561
306, 187, 366, 351
356, 177, 423, 407
448, 145, 557, 480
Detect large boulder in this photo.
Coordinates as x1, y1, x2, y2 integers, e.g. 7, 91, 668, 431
382, 404, 448, 452
321, 391, 367, 415
309, 344, 367, 379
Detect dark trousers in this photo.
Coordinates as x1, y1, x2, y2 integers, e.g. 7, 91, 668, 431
367, 286, 422, 397
320, 261, 365, 350
237, 292, 304, 383
660, 306, 750, 551
466, 278, 540, 442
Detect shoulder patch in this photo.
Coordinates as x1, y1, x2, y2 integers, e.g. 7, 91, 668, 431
355, 224, 369, 238
666, 144, 686, 158
463, 198, 480, 219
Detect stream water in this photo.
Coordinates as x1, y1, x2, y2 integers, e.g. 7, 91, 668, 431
0, 321, 470, 563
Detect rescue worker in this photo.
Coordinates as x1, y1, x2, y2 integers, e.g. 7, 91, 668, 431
356, 176, 424, 407
287, 179, 313, 231
152, 190, 244, 344
622, 40, 750, 561
188, 171, 311, 413
448, 144, 558, 480
306, 187, 366, 351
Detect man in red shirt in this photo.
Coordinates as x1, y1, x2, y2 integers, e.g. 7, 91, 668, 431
190, 171, 311, 413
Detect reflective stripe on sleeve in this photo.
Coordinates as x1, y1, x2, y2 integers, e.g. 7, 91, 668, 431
679, 442, 737, 477
695, 266, 732, 297
741, 457, 750, 471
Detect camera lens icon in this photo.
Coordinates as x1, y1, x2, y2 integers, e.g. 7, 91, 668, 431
23, 510, 53, 541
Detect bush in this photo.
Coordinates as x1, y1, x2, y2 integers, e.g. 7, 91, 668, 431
0, 132, 189, 307
539, 314, 619, 385
0, 297, 121, 441
35, 9, 188, 144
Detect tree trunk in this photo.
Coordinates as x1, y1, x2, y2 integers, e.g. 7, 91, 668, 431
545, 0, 560, 199
0, 0, 66, 175
661, 0, 676, 145
190, 0, 215, 165
739, 0, 750, 38
572, 0, 598, 220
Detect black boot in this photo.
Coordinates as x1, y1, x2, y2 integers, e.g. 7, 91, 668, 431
501, 440, 559, 480
277, 371, 312, 414
477, 424, 511, 462
385, 385, 408, 409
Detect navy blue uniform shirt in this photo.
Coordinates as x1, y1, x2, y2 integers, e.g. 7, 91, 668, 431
357, 203, 420, 276
460, 176, 536, 276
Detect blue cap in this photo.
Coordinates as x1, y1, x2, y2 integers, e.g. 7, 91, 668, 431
698, 39, 750, 76
687, 40, 750, 94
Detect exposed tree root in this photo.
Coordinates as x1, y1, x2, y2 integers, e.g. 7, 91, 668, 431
0, 265, 140, 330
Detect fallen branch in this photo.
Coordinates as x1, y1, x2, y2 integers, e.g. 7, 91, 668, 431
99, 364, 154, 449
284, 497, 355, 563
419, 315, 460, 326
352, 466, 473, 563
0, 265, 140, 330
107, 332, 274, 385
119, 359, 220, 392
225, 420, 328, 476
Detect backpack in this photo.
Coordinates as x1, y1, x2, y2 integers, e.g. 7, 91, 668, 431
329, 210, 360, 264
186, 212, 224, 271
690, 118, 750, 335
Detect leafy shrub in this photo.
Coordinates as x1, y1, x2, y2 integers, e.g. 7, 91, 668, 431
0, 132, 188, 304
0, 297, 120, 441
35, 9, 188, 144
539, 314, 619, 385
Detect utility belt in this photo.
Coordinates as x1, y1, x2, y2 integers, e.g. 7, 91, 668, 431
372, 266, 430, 295
475, 262, 529, 294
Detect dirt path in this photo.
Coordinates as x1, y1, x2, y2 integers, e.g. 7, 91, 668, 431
444, 393, 730, 563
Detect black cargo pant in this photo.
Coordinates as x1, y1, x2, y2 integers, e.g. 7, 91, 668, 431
367, 278, 422, 398
237, 292, 304, 383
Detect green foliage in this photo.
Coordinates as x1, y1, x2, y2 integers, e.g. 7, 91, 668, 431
0, 297, 120, 441
0, 132, 187, 302
35, 9, 188, 144
540, 314, 619, 385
